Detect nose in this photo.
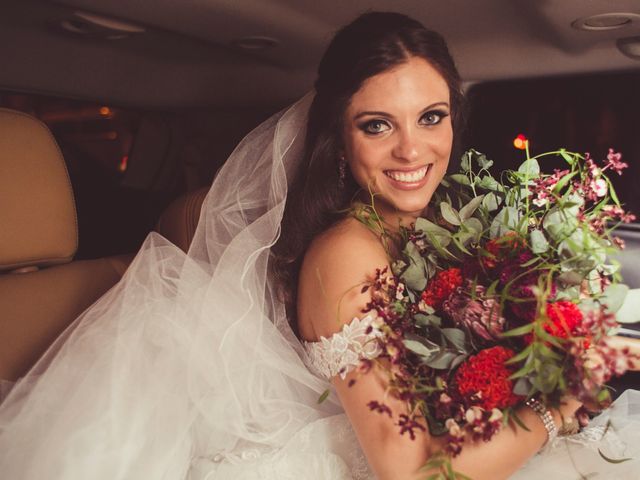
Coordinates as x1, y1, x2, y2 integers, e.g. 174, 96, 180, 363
391, 127, 419, 162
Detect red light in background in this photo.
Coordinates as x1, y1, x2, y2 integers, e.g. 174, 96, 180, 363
118, 155, 128, 172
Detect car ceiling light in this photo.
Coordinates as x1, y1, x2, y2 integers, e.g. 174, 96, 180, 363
572, 13, 640, 31
617, 36, 640, 60
231, 36, 279, 50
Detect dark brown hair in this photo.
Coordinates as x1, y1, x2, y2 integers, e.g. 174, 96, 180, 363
271, 12, 466, 333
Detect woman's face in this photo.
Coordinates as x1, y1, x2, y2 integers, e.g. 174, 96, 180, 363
342, 56, 453, 226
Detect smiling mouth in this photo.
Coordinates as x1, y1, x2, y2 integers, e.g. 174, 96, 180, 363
384, 165, 431, 184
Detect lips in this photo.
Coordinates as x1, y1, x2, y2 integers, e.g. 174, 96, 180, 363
384, 164, 431, 184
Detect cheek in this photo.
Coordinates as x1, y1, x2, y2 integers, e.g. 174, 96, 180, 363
346, 141, 382, 182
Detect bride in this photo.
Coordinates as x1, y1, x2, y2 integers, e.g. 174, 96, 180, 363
1, 11, 639, 480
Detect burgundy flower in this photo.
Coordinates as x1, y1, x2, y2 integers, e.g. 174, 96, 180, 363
443, 284, 505, 340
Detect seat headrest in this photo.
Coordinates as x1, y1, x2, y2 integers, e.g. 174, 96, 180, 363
155, 188, 207, 253
0, 108, 78, 272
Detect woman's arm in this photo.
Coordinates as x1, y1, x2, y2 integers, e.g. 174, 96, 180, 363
298, 219, 580, 480
334, 368, 579, 480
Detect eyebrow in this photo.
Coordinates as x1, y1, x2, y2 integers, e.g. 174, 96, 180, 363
352, 101, 450, 121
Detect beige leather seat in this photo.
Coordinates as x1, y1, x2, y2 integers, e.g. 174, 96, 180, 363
155, 187, 207, 252
0, 108, 133, 381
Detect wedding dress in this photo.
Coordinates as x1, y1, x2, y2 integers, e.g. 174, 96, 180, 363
1, 94, 639, 480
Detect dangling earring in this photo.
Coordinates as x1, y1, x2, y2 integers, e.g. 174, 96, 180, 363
338, 156, 347, 189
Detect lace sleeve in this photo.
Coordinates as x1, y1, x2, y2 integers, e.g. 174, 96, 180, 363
302, 314, 383, 380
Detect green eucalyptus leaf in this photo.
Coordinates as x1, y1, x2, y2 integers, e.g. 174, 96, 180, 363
557, 270, 584, 286
459, 195, 485, 221
518, 158, 540, 176
441, 328, 468, 352
414, 313, 442, 327
477, 155, 494, 169
463, 217, 483, 234
457, 231, 477, 248
531, 363, 561, 394
490, 206, 521, 238
600, 283, 629, 313
477, 175, 501, 192
402, 260, 428, 291
482, 192, 501, 212
452, 235, 473, 255
563, 193, 585, 216
512, 377, 533, 396
530, 229, 549, 254
401, 242, 428, 291
449, 173, 471, 186
404, 338, 439, 357
440, 202, 461, 226
543, 207, 578, 241
415, 218, 452, 247
424, 351, 459, 369
616, 288, 640, 324
460, 151, 472, 172
450, 354, 468, 371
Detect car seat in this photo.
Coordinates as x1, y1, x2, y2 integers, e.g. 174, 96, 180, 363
155, 187, 207, 253
0, 108, 133, 382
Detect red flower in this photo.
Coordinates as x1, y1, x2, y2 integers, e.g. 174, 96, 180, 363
455, 346, 522, 410
525, 301, 589, 347
421, 268, 463, 309
545, 301, 588, 344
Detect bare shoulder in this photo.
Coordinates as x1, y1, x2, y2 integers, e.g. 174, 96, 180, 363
297, 217, 390, 341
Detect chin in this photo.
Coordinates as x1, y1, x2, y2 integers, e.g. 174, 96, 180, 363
388, 198, 430, 219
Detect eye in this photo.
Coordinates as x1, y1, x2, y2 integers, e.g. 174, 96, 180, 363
420, 110, 449, 126
359, 119, 391, 135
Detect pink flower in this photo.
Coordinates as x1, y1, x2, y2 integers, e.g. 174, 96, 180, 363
602, 205, 636, 224
606, 149, 628, 175
529, 169, 569, 209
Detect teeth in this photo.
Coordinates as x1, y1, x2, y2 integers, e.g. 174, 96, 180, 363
385, 165, 429, 183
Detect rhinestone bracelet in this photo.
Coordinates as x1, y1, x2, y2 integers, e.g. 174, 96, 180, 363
525, 397, 558, 446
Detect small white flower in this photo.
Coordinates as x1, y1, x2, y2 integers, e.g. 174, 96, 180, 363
533, 197, 549, 207
591, 178, 607, 197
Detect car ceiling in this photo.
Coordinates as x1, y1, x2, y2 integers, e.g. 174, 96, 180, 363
2, 0, 639, 109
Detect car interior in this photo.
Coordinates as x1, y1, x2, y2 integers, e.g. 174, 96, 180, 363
1, 0, 639, 393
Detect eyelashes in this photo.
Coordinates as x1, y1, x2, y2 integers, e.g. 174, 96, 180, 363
357, 109, 450, 135
421, 109, 449, 126
360, 119, 390, 134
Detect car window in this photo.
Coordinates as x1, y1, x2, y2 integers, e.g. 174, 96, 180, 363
465, 71, 640, 216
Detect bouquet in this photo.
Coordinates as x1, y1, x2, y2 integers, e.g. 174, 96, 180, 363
356, 141, 637, 478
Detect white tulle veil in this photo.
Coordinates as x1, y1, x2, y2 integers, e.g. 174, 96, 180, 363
0, 93, 344, 478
